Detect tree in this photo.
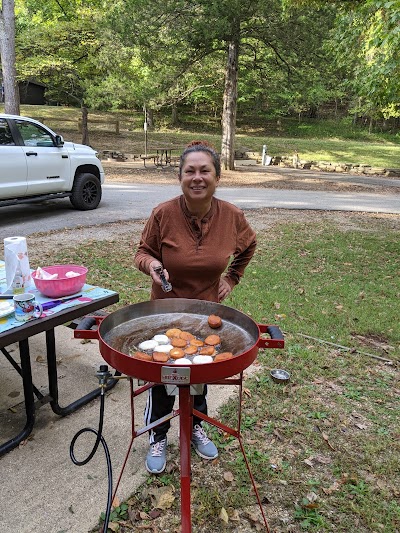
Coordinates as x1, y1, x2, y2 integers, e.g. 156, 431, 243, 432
108, 0, 336, 169
288, 0, 400, 124
333, 0, 400, 121
16, 0, 109, 143
0, 0, 20, 114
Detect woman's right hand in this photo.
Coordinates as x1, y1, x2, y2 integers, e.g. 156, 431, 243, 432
149, 260, 170, 286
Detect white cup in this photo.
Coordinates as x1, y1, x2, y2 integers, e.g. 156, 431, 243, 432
13, 293, 43, 322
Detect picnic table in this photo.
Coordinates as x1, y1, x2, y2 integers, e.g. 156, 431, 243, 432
0, 261, 119, 456
140, 147, 179, 168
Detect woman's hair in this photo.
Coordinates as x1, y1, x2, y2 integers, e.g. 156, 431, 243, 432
179, 140, 221, 178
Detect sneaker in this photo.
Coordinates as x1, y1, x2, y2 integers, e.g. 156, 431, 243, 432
191, 424, 218, 460
145, 437, 167, 474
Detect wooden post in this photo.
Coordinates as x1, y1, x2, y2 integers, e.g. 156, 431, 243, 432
115, 120, 120, 134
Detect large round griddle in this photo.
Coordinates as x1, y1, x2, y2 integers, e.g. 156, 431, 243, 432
98, 299, 261, 384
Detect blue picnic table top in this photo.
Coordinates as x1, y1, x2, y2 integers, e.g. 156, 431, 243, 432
0, 261, 117, 336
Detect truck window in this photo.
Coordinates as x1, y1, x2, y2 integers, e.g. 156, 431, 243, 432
0, 119, 15, 145
15, 120, 54, 147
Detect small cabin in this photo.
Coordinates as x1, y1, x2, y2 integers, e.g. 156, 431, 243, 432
1, 79, 47, 105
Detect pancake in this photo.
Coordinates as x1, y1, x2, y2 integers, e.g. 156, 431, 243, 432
214, 352, 233, 362
208, 314, 222, 328
204, 334, 221, 346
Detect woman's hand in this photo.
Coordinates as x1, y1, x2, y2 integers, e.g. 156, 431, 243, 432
149, 260, 170, 286
218, 278, 232, 302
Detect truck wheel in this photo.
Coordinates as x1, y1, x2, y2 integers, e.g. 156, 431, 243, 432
70, 173, 102, 210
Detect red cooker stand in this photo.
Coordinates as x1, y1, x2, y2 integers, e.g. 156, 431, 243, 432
74, 299, 285, 532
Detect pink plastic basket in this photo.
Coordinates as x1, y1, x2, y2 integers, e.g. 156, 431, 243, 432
32, 265, 88, 298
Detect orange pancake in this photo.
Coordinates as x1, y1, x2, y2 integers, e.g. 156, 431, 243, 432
171, 337, 187, 348
166, 328, 182, 338
133, 351, 153, 361
179, 331, 195, 341
208, 314, 222, 328
214, 352, 233, 362
153, 351, 170, 363
190, 338, 204, 347
199, 346, 215, 356
184, 345, 198, 355
204, 334, 221, 346
170, 348, 185, 359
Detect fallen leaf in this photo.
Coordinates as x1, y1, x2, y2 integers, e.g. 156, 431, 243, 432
149, 509, 162, 519
148, 486, 175, 510
314, 454, 332, 465
243, 387, 252, 398
219, 507, 229, 524
228, 507, 240, 521
139, 511, 150, 520
318, 428, 336, 450
322, 481, 341, 495
305, 491, 319, 503
304, 502, 320, 510
35, 355, 45, 363
245, 511, 264, 531
326, 381, 343, 393
108, 523, 119, 532
273, 429, 284, 441
112, 496, 120, 508
274, 302, 281, 309
223, 471, 234, 483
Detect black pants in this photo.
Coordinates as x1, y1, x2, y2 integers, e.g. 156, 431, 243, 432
145, 384, 208, 444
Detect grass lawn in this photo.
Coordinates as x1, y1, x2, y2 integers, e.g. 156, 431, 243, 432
4, 104, 400, 169
50, 214, 400, 532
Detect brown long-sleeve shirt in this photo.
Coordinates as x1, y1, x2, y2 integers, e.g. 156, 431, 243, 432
134, 195, 257, 302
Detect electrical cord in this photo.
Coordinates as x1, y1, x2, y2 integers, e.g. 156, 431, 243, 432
70, 392, 113, 533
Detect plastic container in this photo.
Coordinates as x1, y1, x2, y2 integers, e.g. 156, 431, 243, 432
32, 265, 88, 298
12, 265, 25, 294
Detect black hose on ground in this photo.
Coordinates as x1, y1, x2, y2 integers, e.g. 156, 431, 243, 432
69, 385, 113, 532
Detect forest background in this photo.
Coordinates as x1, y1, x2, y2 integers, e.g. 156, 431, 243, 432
0, 0, 399, 169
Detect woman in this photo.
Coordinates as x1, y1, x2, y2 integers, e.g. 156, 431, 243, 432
134, 141, 257, 474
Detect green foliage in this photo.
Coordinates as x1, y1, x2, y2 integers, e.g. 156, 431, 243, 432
332, 0, 400, 118
99, 502, 128, 526
294, 504, 327, 529
12, 0, 400, 126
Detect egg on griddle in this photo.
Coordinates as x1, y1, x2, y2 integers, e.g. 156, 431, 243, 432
154, 344, 173, 353
152, 334, 169, 345
138, 339, 159, 351
193, 355, 213, 364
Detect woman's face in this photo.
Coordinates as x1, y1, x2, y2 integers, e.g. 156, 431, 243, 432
179, 151, 220, 204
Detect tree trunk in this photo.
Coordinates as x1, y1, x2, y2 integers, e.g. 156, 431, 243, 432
81, 106, 90, 145
147, 108, 155, 129
171, 104, 178, 125
0, 0, 20, 115
221, 40, 239, 171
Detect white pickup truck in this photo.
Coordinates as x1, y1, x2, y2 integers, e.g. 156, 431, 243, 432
0, 114, 105, 210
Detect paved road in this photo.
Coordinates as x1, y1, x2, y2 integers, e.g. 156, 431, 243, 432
1, 180, 399, 239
